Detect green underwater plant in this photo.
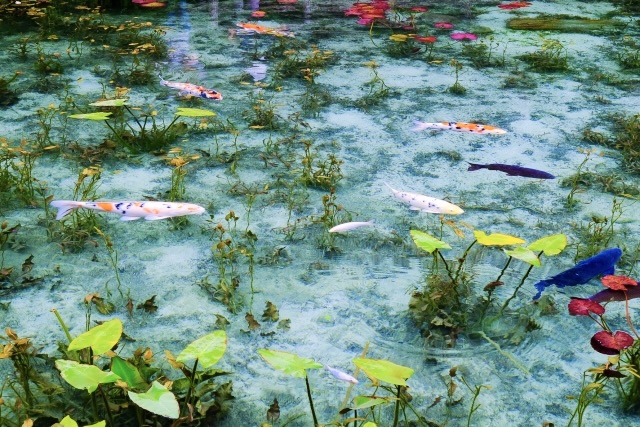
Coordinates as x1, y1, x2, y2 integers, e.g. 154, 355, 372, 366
516, 38, 570, 72
582, 112, 640, 174
447, 59, 467, 95
0, 72, 20, 107
354, 61, 391, 109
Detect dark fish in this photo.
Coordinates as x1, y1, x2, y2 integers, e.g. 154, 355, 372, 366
532, 248, 623, 300
589, 284, 640, 303
467, 162, 555, 179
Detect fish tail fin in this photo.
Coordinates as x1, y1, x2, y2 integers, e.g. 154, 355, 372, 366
50, 200, 83, 220
411, 121, 431, 132
532, 279, 552, 300
467, 162, 484, 171
383, 182, 396, 193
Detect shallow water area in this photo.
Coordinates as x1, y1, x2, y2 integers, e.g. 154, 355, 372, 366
1, 0, 640, 426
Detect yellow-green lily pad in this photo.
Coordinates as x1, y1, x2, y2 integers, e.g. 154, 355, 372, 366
474, 230, 525, 246
410, 230, 451, 253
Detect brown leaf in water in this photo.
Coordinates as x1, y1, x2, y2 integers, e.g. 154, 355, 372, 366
215, 314, 230, 329
483, 280, 504, 291
262, 301, 279, 322
266, 398, 280, 422
0, 267, 13, 277
21, 255, 34, 273
137, 295, 158, 313
126, 298, 134, 317
245, 312, 261, 330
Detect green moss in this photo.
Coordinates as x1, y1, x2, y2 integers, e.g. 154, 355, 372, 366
583, 114, 640, 174
507, 16, 625, 33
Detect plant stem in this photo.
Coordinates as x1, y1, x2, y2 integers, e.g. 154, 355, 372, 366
495, 256, 512, 282
305, 374, 318, 426
392, 385, 401, 427
51, 308, 73, 343
182, 358, 199, 417
454, 240, 476, 282
436, 250, 455, 283
500, 251, 542, 313
99, 384, 115, 427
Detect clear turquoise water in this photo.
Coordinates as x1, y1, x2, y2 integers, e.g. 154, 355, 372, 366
1, 1, 640, 426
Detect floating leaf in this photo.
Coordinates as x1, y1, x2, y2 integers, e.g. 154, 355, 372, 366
262, 301, 279, 322
59, 416, 78, 427
175, 107, 216, 117
245, 312, 261, 330
21, 255, 34, 273
177, 330, 227, 369
568, 298, 605, 316
410, 230, 451, 254
591, 330, 634, 355
55, 359, 120, 393
128, 381, 179, 419
137, 295, 158, 313
69, 112, 112, 120
111, 356, 146, 389
503, 247, 541, 267
353, 358, 414, 386
68, 318, 123, 355
601, 275, 637, 291
473, 230, 525, 246
527, 233, 567, 256
258, 349, 322, 378
89, 99, 128, 107
350, 395, 391, 410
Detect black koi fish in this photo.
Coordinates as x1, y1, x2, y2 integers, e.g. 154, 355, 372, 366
467, 162, 555, 179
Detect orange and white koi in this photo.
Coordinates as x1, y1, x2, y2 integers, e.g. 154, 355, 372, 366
50, 200, 206, 221
159, 76, 222, 100
236, 22, 295, 38
412, 121, 507, 135
384, 183, 463, 215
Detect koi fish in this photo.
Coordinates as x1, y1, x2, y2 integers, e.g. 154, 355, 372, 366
236, 22, 295, 38
467, 162, 555, 179
412, 121, 507, 135
384, 183, 463, 215
532, 248, 623, 300
589, 285, 640, 303
329, 220, 375, 233
50, 200, 206, 221
159, 76, 222, 100
325, 365, 358, 384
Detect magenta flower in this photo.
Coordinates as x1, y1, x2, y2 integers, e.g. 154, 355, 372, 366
450, 32, 477, 41
434, 22, 453, 29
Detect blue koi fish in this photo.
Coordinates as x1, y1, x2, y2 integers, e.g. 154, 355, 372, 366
533, 248, 623, 300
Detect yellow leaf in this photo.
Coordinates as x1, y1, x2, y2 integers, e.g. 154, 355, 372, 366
473, 230, 525, 246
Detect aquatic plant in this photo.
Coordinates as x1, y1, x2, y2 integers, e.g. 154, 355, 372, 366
460, 36, 506, 68
34, 43, 64, 75
573, 199, 625, 262
565, 148, 595, 209
516, 38, 570, 72
0, 72, 20, 107
447, 59, 467, 95
582, 113, 640, 174
242, 89, 281, 130
354, 61, 392, 109
0, 139, 45, 208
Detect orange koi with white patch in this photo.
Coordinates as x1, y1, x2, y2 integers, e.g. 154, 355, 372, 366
160, 76, 222, 100
412, 121, 507, 135
50, 200, 206, 221
236, 22, 294, 38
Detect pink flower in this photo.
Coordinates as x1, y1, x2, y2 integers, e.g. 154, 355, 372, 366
357, 17, 373, 25
450, 32, 477, 41
434, 22, 453, 29
410, 6, 428, 13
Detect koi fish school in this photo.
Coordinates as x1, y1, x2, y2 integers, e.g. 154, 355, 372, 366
412, 121, 507, 135
50, 200, 206, 221
159, 76, 223, 100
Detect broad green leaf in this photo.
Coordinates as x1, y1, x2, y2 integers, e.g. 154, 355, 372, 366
527, 233, 567, 256
258, 349, 323, 378
69, 112, 112, 120
503, 247, 541, 267
353, 358, 414, 386
177, 330, 227, 369
85, 422, 106, 427
351, 395, 391, 410
474, 230, 525, 246
55, 359, 120, 393
59, 416, 78, 427
111, 356, 146, 389
128, 381, 179, 419
68, 318, 123, 355
362, 423, 378, 427
89, 99, 128, 107
175, 107, 216, 117
410, 230, 451, 253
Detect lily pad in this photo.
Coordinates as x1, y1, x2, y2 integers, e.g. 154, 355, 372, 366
353, 358, 414, 386
55, 359, 120, 393
89, 99, 128, 107
69, 112, 113, 121
258, 349, 323, 378
474, 230, 525, 246
601, 275, 637, 291
175, 107, 216, 117
59, 417, 106, 427
176, 330, 227, 369
503, 247, 541, 267
591, 330, 634, 355
128, 381, 180, 419
410, 230, 451, 253
68, 318, 123, 355
350, 395, 391, 410
527, 233, 567, 256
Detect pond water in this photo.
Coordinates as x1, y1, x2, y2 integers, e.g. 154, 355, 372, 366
1, 0, 640, 426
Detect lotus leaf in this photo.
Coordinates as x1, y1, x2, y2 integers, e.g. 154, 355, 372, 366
128, 381, 180, 419
111, 356, 146, 389
69, 112, 112, 120
68, 318, 123, 355
177, 330, 227, 369
410, 230, 451, 253
474, 230, 525, 246
175, 107, 216, 117
258, 348, 323, 378
55, 359, 120, 393
527, 233, 567, 256
353, 358, 414, 386
503, 247, 541, 267
89, 99, 128, 107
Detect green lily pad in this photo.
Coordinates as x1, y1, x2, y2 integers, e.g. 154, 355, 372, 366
362, 423, 378, 427
258, 349, 323, 378
503, 247, 541, 267
68, 318, 123, 355
128, 381, 180, 419
410, 230, 451, 254
59, 418, 106, 427
111, 356, 146, 389
69, 112, 112, 120
85, 422, 106, 427
353, 358, 414, 386
351, 395, 391, 410
527, 233, 567, 256
175, 107, 216, 117
177, 330, 227, 369
89, 99, 128, 107
474, 230, 525, 246
55, 359, 120, 393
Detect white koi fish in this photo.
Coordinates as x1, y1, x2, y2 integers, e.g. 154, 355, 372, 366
412, 121, 507, 135
384, 183, 463, 215
325, 365, 358, 384
329, 220, 375, 233
50, 200, 206, 221
159, 76, 222, 100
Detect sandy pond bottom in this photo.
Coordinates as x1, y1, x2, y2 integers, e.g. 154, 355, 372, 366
1, 0, 640, 426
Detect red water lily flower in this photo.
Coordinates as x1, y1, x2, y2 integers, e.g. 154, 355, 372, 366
591, 330, 634, 355
601, 275, 638, 291
409, 6, 428, 13
568, 297, 605, 316
450, 32, 477, 41
414, 35, 437, 43
434, 22, 453, 29
498, 1, 532, 9
251, 10, 266, 18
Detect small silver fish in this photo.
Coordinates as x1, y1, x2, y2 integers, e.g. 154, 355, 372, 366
384, 183, 463, 215
325, 365, 358, 384
329, 220, 375, 233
